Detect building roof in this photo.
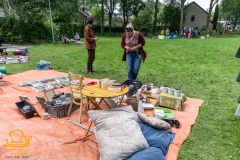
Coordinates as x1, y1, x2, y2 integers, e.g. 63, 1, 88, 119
184, 1, 209, 15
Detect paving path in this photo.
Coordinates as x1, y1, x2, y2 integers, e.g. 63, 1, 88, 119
1, 44, 32, 52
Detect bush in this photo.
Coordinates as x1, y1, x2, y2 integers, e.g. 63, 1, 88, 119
0, 17, 56, 44
139, 26, 150, 32
58, 23, 85, 39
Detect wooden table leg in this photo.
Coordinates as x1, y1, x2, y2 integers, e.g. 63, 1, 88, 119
88, 97, 102, 110
118, 95, 124, 106
102, 98, 111, 109
83, 121, 93, 142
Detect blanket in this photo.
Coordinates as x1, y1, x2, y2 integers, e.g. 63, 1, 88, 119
0, 70, 203, 160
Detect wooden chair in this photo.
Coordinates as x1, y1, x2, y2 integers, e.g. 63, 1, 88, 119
67, 71, 87, 123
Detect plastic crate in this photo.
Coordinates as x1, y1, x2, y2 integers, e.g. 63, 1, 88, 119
44, 93, 79, 118
15, 96, 37, 119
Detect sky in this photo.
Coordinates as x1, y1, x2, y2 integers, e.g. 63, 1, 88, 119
185, 0, 210, 10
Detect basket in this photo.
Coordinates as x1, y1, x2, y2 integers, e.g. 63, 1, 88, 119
126, 99, 139, 112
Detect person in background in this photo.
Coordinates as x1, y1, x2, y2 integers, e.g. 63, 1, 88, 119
121, 23, 146, 81
60, 34, 69, 43
185, 29, 189, 39
165, 28, 170, 39
161, 29, 164, 35
84, 16, 99, 74
74, 33, 80, 41
0, 34, 4, 46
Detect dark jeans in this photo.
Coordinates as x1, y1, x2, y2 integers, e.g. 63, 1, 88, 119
87, 49, 95, 72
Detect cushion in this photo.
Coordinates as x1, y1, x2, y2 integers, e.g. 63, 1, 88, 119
138, 122, 175, 155
137, 112, 171, 130
88, 105, 149, 160
127, 147, 166, 160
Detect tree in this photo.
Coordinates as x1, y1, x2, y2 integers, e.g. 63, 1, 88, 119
205, 0, 218, 32
163, 0, 184, 33
0, 0, 12, 17
179, 0, 186, 34
101, 0, 105, 34
221, 0, 240, 32
104, 0, 119, 34
212, 4, 219, 30
132, 0, 155, 32
160, 0, 181, 32
151, 0, 159, 33
91, 5, 102, 25
119, 0, 145, 29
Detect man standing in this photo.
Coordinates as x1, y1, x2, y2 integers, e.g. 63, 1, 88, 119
84, 16, 99, 74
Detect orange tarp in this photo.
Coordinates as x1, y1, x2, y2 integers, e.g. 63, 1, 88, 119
0, 70, 203, 160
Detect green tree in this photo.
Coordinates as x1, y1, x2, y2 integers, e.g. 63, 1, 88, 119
91, 5, 103, 25
222, 0, 240, 31
132, 0, 155, 32
104, 0, 119, 34
212, 4, 219, 30
119, 0, 145, 29
152, 0, 159, 33
160, 0, 180, 32
164, 0, 185, 34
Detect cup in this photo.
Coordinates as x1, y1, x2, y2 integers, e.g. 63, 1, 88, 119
42, 112, 51, 120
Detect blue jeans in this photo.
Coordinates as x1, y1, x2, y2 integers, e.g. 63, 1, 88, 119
126, 52, 141, 80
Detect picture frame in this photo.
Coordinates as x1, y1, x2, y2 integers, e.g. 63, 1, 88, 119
44, 89, 55, 101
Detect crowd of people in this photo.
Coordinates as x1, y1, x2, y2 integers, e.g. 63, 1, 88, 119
58, 33, 84, 44
180, 26, 198, 39
143, 26, 200, 40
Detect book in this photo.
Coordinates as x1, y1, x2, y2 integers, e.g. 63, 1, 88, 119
154, 108, 174, 120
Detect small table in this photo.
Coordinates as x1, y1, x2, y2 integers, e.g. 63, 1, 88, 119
82, 85, 129, 109
81, 85, 129, 142
155, 92, 186, 111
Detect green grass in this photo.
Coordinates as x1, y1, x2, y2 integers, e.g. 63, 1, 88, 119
2, 35, 240, 159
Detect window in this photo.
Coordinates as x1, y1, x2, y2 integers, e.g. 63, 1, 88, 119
191, 15, 195, 22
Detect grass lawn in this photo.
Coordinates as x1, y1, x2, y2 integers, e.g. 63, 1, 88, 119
2, 34, 240, 159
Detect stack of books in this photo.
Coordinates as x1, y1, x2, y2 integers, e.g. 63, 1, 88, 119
108, 83, 123, 92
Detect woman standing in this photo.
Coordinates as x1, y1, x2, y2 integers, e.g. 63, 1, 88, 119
84, 16, 99, 74
121, 23, 146, 80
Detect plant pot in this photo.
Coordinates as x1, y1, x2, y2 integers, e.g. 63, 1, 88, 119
162, 86, 168, 93
168, 88, 174, 95
174, 89, 182, 97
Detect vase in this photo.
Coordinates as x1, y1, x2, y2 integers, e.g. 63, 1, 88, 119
174, 89, 182, 97
168, 87, 174, 95
162, 86, 168, 93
